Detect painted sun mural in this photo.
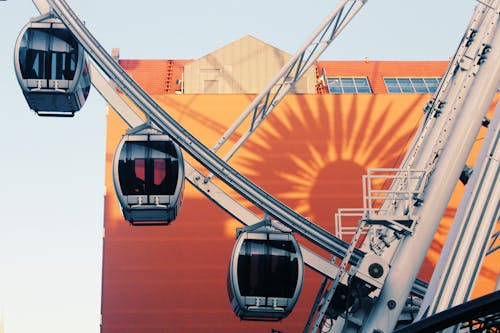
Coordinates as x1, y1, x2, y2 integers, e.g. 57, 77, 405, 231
226, 93, 498, 291
223, 94, 427, 241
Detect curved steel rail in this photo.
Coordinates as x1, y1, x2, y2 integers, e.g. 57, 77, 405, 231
44, 0, 365, 264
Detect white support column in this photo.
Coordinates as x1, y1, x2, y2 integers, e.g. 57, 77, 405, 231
417, 96, 500, 319
362, 3, 500, 331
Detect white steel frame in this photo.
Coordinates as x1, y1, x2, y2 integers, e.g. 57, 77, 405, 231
25, 1, 500, 332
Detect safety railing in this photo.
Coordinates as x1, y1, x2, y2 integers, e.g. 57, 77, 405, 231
362, 168, 426, 234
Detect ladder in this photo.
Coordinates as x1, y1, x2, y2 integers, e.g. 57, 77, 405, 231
305, 219, 366, 333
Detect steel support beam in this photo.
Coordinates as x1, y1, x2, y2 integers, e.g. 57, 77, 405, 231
210, 0, 367, 165
362, 2, 500, 331
418, 93, 500, 319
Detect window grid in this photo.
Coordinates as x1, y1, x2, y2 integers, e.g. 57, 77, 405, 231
327, 77, 372, 94
384, 77, 441, 94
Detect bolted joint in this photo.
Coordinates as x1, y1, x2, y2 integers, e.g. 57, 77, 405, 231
482, 116, 491, 128
477, 44, 491, 65
368, 263, 384, 279
459, 165, 474, 185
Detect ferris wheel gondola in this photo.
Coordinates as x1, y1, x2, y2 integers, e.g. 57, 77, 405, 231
113, 124, 185, 225
14, 17, 91, 116
227, 221, 304, 321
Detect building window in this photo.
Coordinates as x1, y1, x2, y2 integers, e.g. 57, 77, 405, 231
384, 77, 441, 94
327, 77, 372, 94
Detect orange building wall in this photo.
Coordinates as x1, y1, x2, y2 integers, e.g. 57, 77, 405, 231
101, 62, 499, 332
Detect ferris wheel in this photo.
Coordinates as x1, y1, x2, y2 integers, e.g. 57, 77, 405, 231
14, 0, 500, 332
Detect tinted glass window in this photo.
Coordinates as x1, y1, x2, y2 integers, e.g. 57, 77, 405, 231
118, 158, 145, 195
399, 78, 414, 93
411, 78, 428, 93
118, 140, 179, 196
51, 51, 77, 80
354, 78, 369, 87
424, 78, 440, 93
340, 78, 354, 87
327, 77, 372, 94
357, 86, 371, 93
19, 28, 78, 81
327, 78, 342, 94
342, 86, 357, 94
384, 78, 400, 93
384, 77, 442, 94
153, 159, 166, 187
237, 238, 298, 298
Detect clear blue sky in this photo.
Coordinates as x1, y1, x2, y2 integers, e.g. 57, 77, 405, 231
0, 1, 476, 332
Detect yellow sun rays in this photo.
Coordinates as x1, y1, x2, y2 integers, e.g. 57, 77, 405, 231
222, 94, 421, 239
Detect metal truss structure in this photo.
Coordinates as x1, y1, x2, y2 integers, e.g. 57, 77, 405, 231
20, 0, 500, 331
